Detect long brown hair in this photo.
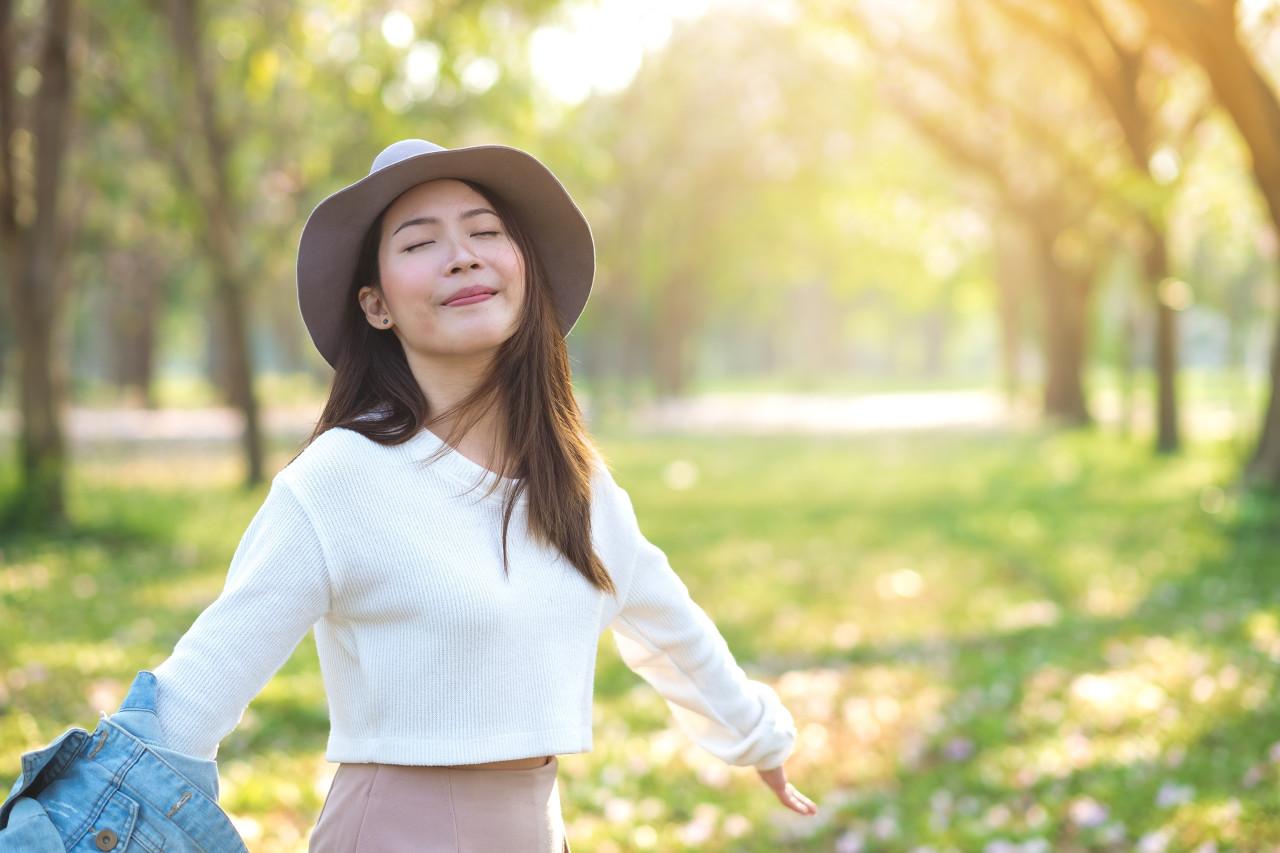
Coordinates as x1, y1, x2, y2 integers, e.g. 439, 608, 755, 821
291, 178, 616, 596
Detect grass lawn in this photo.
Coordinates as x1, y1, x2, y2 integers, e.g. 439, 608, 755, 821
1, 423, 1278, 851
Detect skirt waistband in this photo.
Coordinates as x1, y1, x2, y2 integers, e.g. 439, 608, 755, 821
337, 755, 557, 776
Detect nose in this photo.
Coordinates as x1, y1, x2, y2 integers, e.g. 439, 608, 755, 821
446, 240, 483, 275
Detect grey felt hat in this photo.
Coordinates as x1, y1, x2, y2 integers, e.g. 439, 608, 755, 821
295, 138, 596, 369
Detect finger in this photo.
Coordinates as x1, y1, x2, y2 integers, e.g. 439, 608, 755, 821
782, 792, 815, 815
787, 787, 819, 815
777, 785, 806, 813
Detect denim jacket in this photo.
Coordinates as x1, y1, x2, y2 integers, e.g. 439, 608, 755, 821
0, 670, 248, 852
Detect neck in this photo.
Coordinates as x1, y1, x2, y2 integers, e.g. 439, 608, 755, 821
404, 349, 510, 476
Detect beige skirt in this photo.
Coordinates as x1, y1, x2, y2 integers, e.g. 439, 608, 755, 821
308, 755, 570, 852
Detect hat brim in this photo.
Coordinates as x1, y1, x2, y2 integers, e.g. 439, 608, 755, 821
296, 145, 595, 369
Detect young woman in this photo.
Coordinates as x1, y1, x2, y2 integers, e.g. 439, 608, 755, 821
150, 139, 817, 851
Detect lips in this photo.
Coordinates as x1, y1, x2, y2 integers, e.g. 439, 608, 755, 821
443, 285, 498, 306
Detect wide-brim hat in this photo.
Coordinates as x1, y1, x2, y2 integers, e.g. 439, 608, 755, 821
296, 138, 595, 369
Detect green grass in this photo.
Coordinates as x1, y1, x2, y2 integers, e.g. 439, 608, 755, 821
1, 424, 1278, 851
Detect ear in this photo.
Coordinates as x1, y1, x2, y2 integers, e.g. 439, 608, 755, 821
357, 285, 392, 328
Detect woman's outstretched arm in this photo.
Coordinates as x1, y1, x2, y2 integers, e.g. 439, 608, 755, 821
151, 473, 332, 761
599, 466, 816, 814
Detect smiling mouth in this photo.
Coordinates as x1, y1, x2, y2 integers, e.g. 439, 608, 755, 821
444, 292, 496, 307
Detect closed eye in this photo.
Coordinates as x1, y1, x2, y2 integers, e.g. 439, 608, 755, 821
404, 232, 499, 252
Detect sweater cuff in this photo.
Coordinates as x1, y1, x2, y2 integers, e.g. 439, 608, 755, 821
668, 678, 797, 770
744, 681, 798, 770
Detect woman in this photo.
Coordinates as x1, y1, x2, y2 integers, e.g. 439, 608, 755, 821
151, 139, 817, 852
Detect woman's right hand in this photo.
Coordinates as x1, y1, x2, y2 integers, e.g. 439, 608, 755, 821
756, 761, 818, 815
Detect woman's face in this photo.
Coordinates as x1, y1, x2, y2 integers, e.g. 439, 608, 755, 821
361, 178, 526, 359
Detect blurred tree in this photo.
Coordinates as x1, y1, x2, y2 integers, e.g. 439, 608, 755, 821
842, 0, 1119, 426
0, 0, 80, 528
1128, 0, 1280, 487
558, 4, 1008, 398
78, 5, 198, 408
162, 0, 268, 484
571, 7, 892, 399
104, 249, 164, 405
987, 0, 1212, 455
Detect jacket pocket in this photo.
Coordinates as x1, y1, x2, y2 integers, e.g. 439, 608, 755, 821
57, 785, 141, 852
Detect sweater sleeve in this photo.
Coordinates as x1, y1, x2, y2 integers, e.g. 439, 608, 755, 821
602, 473, 797, 771
151, 473, 331, 760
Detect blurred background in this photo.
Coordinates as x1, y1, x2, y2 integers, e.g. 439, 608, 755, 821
3, 0, 1280, 850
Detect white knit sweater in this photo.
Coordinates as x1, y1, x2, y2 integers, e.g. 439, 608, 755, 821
151, 422, 797, 770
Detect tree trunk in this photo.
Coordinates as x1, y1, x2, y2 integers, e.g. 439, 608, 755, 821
0, 304, 10, 401
1224, 269, 1255, 450
653, 273, 692, 399
920, 308, 948, 377
14, 266, 70, 523
1031, 228, 1092, 425
1143, 224, 1181, 453
1250, 315, 1280, 489
107, 249, 162, 407
993, 214, 1027, 407
1118, 292, 1139, 439
0, 0, 77, 529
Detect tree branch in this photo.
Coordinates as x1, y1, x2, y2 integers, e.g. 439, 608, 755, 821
82, 6, 202, 200
885, 32, 1109, 208
1078, 0, 1135, 71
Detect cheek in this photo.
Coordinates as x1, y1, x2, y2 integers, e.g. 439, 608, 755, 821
499, 244, 525, 287
383, 253, 432, 292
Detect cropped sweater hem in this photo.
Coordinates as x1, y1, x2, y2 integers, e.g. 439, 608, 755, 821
324, 726, 594, 766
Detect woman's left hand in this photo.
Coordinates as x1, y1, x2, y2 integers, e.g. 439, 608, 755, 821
756, 762, 819, 815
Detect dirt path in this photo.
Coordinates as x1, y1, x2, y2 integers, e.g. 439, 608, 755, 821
0, 388, 1245, 443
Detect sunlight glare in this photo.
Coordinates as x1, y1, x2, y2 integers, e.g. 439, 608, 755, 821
529, 0, 722, 104
381, 11, 415, 48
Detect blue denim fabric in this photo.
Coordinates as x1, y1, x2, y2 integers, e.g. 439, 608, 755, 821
0, 670, 247, 852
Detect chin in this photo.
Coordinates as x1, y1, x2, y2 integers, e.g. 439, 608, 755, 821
444, 325, 515, 352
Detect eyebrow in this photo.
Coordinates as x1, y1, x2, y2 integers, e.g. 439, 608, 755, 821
392, 207, 499, 236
